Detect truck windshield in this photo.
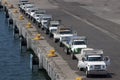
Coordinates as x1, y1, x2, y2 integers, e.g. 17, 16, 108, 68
87, 56, 102, 61
51, 29, 57, 32
26, 6, 34, 8
43, 18, 51, 20
36, 15, 40, 17
31, 10, 36, 12
59, 30, 72, 34
36, 12, 45, 14
73, 41, 86, 45
43, 22, 48, 25
51, 24, 58, 27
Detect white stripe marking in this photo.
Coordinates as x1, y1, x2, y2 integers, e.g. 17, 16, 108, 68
62, 9, 120, 42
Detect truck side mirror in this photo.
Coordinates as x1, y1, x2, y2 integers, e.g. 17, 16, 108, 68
104, 56, 110, 66
58, 20, 61, 23
73, 31, 77, 36
85, 38, 88, 44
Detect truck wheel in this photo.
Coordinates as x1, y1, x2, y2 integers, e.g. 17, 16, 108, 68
80, 68, 83, 71
71, 53, 75, 59
44, 30, 47, 34
86, 69, 90, 78
54, 39, 57, 43
49, 34, 52, 38
59, 42, 63, 47
46, 30, 49, 34
41, 27, 44, 30
78, 67, 83, 71
64, 48, 69, 55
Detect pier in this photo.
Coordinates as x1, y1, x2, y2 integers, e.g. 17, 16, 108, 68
1, 0, 83, 80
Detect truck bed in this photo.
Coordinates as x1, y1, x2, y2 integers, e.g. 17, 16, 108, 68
62, 41, 70, 48
75, 54, 82, 61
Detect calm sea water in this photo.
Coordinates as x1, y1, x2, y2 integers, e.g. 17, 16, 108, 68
0, 10, 50, 80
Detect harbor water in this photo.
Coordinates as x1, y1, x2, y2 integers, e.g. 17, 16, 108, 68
0, 10, 51, 80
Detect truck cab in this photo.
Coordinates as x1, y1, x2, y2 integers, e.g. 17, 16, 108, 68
47, 20, 61, 36
19, 2, 31, 12
32, 10, 46, 23
22, 3, 34, 11
77, 48, 110, 77
18, 0, 28, 7
53, 27, 74, 43
69, 36, 87, 54
62, 36, 87, 59
39, 14, 52, 30
25, 7, 37, 17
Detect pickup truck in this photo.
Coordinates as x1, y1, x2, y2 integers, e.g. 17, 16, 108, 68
20, 3, 34, 14
32, 10, 46, 23
61, 35, 87, 59
24, 4, 35, 16
37, 14, 52, 29
77, 48, 110, 77
44, 20, 61, 35
53, 27, 74, 43
25, 7, 37, 18
18, 0, 28, 7
19, 2, 31, 12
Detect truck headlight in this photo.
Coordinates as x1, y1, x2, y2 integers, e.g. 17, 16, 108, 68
102, 65, 106, 69
89, 65, 94, 70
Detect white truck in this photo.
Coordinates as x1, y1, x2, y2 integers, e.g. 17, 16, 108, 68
19, 2, 31, 12
77, 48, 110, 77
32, 10, 46, 23
25, 7, 37, 18
44, 20, 61, 35
20, 3, 34, 14
18, 0, 29, 7
53, 27, 74, 43
61, 36, 87, 59
38, 14, 52, 30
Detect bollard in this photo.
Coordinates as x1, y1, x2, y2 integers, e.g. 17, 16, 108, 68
13, 9, 18, 13
75, 77, 83, 80
19, 15, 24, 20
33, 34, 44, 40
9, 4, 14, 8
47, 49, 57, 57
4, 1, 8, 5
26, 22, 32, 28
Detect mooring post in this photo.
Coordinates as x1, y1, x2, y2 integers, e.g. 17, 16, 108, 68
5, 8, 9, 18
19, 36, 27, 52
13, 25, 19, 38
26, 36, 31, 50
0, 2, 3, 10
38, 53, 43, 69
30, 54, 33, 70
8, 18, 13, 28
19, 35, 23, 52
